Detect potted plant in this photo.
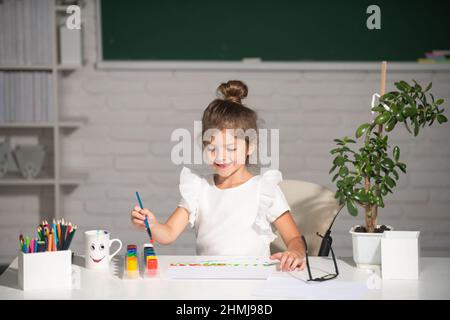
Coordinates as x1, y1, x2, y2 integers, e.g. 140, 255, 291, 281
329, 62, 447, 268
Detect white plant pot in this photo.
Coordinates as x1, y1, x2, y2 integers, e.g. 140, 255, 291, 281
349, 225, 393, 269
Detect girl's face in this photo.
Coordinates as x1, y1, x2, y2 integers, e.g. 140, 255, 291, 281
204, 129, 253, 177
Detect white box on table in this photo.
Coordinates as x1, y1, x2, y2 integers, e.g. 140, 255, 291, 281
18, 250, 72, 291
381, 231, 420, 280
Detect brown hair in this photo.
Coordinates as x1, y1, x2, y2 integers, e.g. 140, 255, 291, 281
202, 80, 258, 147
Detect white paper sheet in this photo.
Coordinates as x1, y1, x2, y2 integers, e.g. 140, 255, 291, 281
166, 257, 277, 279
252, 257, 370, 299
252, 271, 369, 299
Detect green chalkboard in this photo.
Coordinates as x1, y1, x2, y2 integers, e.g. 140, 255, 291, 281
100, 0, 450, 61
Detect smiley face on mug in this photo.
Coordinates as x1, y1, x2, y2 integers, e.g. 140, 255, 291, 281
89, 240, 106, 263
84, 230, 122, 270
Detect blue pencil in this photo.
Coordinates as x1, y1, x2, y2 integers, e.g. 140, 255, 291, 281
136, 192, 153, 242
53, 220, 58, 249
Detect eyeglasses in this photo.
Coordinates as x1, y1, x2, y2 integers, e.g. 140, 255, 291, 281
301, 234, 339, 282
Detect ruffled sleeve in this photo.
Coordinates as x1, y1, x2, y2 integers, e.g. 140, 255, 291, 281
178, 166, 203, 228
253, 169, 291, 244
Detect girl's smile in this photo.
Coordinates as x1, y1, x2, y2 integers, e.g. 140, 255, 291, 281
214, 162, 232, 170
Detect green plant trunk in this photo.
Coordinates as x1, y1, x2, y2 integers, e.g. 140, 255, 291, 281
365, 204, 378, 232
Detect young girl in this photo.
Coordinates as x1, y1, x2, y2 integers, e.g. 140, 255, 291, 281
131, 80, 306, 272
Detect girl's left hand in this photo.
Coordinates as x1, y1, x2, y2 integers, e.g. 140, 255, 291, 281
270, 251, 306, 272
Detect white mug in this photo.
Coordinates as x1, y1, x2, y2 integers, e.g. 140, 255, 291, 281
84, 230, 122, 270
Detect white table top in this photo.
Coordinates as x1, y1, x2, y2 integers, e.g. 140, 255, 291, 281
0, 255, 449, 299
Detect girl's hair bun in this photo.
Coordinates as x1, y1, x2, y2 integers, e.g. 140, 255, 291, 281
217, 80, 248, 104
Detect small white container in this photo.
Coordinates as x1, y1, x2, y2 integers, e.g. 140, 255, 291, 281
381, 231, 420, 280
349, 225, 393, 268
59, 25, 83, 66
18, 250, 72, 291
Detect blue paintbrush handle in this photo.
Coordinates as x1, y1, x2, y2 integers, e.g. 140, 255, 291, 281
136, 192, 153, 241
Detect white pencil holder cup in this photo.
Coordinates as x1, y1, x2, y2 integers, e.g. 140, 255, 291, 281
18, 250, 72, 291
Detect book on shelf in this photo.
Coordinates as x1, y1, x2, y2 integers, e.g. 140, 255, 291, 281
0, 0, 52, 66
0, 71, 54, 123
418, 50, 450, 64
0, 73, 4, 121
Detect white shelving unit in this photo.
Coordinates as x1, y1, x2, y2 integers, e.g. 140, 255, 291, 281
0, 0, 87, 219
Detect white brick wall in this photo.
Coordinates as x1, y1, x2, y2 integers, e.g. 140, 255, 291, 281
1, 0, 449, 264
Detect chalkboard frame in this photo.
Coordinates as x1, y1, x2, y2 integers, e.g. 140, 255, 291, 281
95, 0, 450, 71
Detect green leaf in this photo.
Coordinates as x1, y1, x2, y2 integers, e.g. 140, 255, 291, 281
371, 105, 385, 113
363, 163, 372, 175
385, 176, 396, 188
436, 99, 444, 105
393, 146, 400, 162
412, 79, 422, 91
404, 93, 417, 109
333, 155, 345, 166
329, 164, 337, 174
390, 102, 399, 114
425, 82, 432, 92
337, 192, 345, 206
429, 113, 436, 126
392, 169, 399, 180
377, 196, 385, 208
381, 158, 395, 170
402, 107, 416, 117
385, 185, 393, 194
332, 173, 339, 182
396, 112, 405, 122
353, 189, 369, 202
414, 118, 420, 136
385, 118, 397, 132
395, 81, 410, 92
380, 184, 388, 196
375, 112, 391, 125
339, 166, 349, 177
403, 120, 412, 134
355, 123, 371, 139
330, 148, 342, 154
437, 114, 448, 124
397, 162, 407, 173
346, 199, 358, 216
381, 92, 397, 100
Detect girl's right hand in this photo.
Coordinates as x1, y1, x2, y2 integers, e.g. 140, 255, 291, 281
131, 206, 158, 230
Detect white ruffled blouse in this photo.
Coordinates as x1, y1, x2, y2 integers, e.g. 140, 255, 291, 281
178, 166, 291, 256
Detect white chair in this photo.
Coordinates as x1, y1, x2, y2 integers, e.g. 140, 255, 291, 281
270, 179, 343, 256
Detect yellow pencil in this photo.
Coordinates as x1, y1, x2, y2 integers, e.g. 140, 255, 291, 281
57, 221, 61, 243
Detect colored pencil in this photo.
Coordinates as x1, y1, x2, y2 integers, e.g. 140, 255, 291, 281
56, 221, 61, 246
63, 226, 77, 250
47, 233, 52, 251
